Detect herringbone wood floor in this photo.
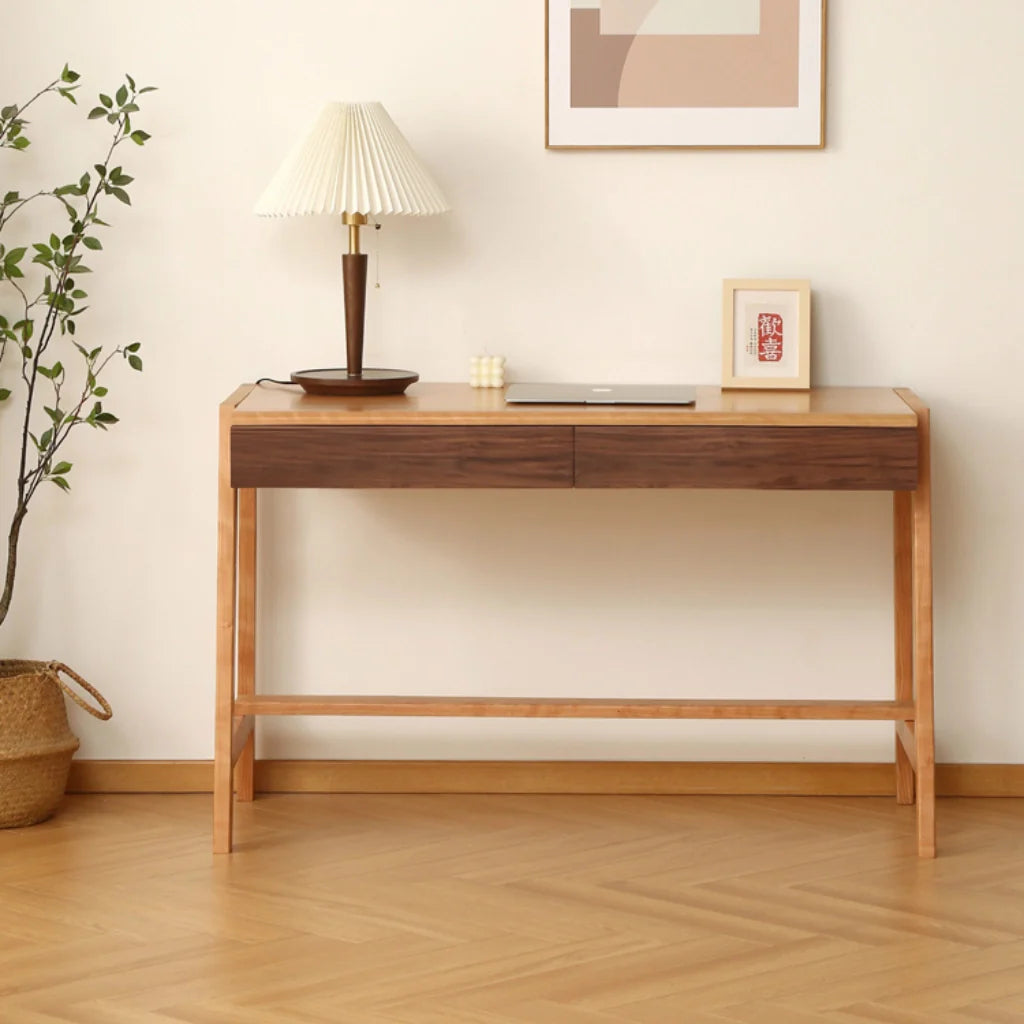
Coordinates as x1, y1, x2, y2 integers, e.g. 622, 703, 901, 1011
1, 794, 1023, 1023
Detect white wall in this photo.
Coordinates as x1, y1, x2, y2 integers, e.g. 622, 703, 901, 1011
1, 2, 1021, 764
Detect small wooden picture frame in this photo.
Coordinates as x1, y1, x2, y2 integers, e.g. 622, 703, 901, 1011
722, 279, 811, 390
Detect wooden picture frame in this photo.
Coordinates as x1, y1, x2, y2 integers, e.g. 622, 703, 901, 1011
545, 0, 827, 150
722, 279, 811, 390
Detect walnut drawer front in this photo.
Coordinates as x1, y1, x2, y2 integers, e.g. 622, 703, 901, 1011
231, 425, 574, 488
574, 426, 919, 490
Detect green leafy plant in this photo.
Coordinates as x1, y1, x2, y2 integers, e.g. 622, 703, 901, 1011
0, 65, 155, 629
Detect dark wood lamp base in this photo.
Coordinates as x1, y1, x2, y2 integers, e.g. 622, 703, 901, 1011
290, 368, 419, 397
291, 224, 419, 398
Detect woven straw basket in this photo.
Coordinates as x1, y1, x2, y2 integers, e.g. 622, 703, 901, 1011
0, 660, 112, 828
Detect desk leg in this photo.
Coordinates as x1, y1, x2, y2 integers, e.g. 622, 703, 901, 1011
236, 489, 257, 802
894, 491, 915, 805
912, 405, 936, 858
214, 415, 238, 854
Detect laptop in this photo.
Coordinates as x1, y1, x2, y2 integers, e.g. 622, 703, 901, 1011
504, 382, 696, 406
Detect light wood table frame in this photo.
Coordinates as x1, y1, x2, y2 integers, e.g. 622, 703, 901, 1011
215, 384, 935, 856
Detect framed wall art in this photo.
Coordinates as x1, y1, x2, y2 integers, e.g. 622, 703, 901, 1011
722, 279, 811, 390
545, 0, 826, 149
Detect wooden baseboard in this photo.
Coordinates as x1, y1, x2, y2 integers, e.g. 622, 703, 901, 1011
65, 760, 1024, 797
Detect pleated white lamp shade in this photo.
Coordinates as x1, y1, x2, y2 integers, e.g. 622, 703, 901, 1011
254, 102, 449, 217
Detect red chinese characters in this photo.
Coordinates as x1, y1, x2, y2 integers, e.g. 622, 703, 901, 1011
757, 313, 784, 362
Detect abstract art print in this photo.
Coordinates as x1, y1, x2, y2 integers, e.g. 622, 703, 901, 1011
546, 0, 826, 148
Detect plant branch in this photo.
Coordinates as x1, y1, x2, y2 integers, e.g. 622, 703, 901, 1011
22, 348, 121, 506
0, 78, 60, 141
18, 107, 129, 497
0, 66, 152, 631
0, 507, 28, 629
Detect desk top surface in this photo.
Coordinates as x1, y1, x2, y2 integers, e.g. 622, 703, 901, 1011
226, 384, 920, 428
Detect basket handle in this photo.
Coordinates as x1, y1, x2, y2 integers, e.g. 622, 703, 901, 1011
47, 662, 113, 720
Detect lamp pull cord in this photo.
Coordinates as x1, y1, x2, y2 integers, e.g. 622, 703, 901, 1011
374, 222, 382, 288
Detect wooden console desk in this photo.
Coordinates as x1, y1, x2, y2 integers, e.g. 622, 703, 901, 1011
215, 384, 934, 856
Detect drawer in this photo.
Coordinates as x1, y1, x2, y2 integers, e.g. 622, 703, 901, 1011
231, 425, 574, 488
574, 426, 919, 490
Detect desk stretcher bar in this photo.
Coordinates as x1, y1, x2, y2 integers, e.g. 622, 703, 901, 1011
235, 696, 917, 721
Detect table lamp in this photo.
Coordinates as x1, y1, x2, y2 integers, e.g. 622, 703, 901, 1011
255, 102, 450, 395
